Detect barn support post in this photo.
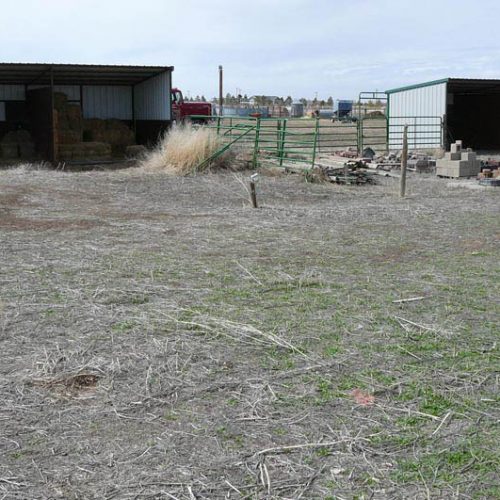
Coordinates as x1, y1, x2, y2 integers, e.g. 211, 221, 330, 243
49, 66, 57, 163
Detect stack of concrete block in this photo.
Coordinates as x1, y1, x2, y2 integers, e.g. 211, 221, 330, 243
436, 141, 481, 178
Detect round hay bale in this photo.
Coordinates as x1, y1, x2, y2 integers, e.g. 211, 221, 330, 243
0, 143, 19, 159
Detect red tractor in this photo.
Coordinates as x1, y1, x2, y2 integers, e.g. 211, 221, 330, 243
171, 88, 213, 123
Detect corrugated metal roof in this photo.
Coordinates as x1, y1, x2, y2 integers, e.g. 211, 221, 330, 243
0, 63, 174, 86
447, 78, 500, 94
387, 77, 500, 95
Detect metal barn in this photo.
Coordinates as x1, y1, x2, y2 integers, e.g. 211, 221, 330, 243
386, 78, 500, 151
0, 63, 173, 162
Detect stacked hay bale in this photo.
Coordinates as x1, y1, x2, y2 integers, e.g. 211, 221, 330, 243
55, 92, 126, 161
59, 142, 112, 161
0, 130, 35, 160
83, 119, 135, 156
55, 93, 90, 161
54, 92, 82, 146
1, 92, 136, 162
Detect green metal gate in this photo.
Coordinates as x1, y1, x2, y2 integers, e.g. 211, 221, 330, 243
189, 114, 441, 170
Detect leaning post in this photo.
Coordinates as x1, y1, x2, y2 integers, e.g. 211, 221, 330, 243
249, 173, 259, 208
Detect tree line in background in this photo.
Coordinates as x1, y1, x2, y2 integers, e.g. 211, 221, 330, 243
207, 94, 335, 107
186, 94, 384, 107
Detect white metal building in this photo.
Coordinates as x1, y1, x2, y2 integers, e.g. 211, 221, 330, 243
0, 63, 173, 161
386, 78, 500, 151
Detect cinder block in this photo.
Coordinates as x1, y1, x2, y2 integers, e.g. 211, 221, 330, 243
461, 151, 476, 162
437, 159, 469, 168
436, 159, 480, 177
450, 143, 462, 154
445, 152, 462, 161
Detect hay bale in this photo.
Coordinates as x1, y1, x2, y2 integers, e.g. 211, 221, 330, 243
64, 105, 83, 131
83, 119, 106, 138
0, 143, 19, 159
80, 142, 112, 159
53, 92, 68, 111
126, 145, 147, 158
58, 130, 82, 145
58, 142, 112, 161
1, 131, 20, 144
0, 130, 35, 159
82, 118, 135, 153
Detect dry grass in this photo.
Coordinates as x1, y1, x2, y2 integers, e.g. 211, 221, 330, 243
0, 167, 498, 499
140, 124, 228, 175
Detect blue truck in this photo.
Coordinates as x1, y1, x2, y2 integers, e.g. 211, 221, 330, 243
332, 100, 357, 123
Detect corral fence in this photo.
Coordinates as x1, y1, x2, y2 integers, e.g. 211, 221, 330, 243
388, 116, 444, 150
189, 115, 443, 170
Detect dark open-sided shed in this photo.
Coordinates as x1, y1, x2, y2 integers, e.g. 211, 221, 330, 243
387, 78, 500, 150
0, 63, 173, 162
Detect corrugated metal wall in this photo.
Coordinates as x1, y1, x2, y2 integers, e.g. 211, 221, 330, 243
82, 86, 133, 120
134, 71, 171, 120
0, 84, 25, 100
0, 84, 82, 101
388, 82, 447, 149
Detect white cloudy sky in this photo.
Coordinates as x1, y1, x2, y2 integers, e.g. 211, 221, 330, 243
2, 0, 500, 99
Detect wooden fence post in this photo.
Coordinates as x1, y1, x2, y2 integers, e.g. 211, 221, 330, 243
400, 125, 408, 198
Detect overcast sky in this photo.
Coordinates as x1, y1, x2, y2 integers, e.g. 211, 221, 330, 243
2, 0, 500, 100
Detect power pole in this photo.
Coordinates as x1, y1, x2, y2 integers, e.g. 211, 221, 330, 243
219, 65, 224, 116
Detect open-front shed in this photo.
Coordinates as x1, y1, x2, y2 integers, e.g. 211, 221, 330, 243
0, 63, 173, 163
386, 78, 500, 151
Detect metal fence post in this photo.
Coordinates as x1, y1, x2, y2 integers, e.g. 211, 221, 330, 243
279, 119, 287, 167
276, 120, 281, 157
216, 116, 221, 135
311, 117, 320, 167
386, 115, 389, 152
358, 118, 363, 155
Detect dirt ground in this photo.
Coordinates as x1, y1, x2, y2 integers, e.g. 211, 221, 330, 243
0, 165, 499, 499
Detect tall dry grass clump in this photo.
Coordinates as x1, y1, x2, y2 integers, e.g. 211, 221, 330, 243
140, 124, 227, 175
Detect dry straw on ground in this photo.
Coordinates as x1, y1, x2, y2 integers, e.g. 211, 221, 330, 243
140, 124, 228, 175
1, 167, 498, 499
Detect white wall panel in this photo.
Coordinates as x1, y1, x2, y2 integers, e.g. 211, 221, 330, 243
134, 71, 171, 120
388, 82, 447, 149
0, 84, 25, 101
82, 85, 132, 119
